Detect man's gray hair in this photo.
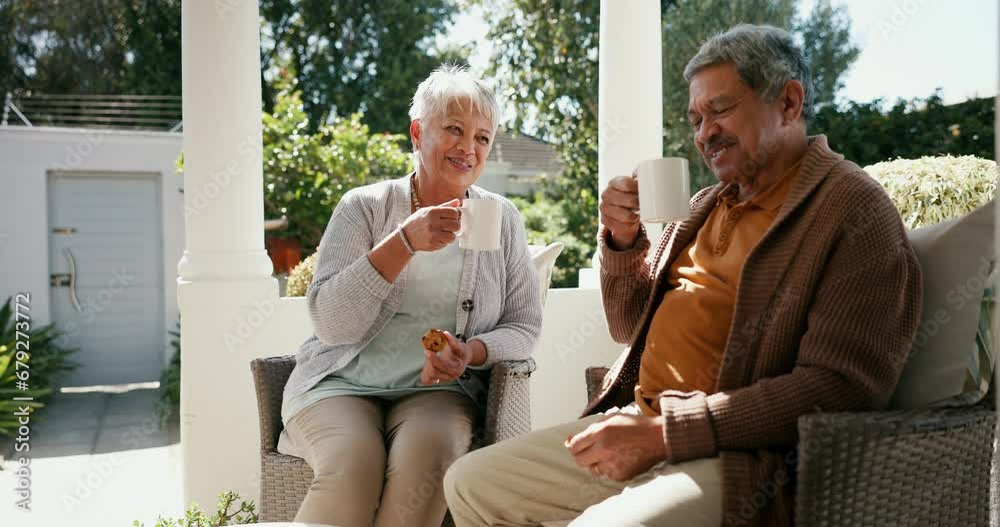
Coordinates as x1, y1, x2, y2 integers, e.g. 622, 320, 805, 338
683, 24, 814, 121
409, 64, 500, 133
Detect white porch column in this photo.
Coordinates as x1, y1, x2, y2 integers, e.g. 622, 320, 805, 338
580, 0, 663, 287
178, 0, 277, 509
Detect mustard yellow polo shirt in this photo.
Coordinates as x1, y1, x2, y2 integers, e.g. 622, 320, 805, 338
636, 160, 802, 416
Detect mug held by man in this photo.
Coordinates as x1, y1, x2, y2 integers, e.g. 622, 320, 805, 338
636, 157, 692, 223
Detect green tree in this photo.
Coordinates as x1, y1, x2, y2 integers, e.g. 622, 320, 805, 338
795, 0, 859, 109
812, 92, 995, 167
480, 0, 858, 286
260, 73, 413, 253
2, 0, 460, 137
259, 0, 467, 134
0, 0, 180, 97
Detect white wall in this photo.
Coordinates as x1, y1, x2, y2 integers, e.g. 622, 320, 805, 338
0, 126, 184, 367
531, 288, 625, 430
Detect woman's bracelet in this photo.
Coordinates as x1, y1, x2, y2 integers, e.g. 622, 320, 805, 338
397, 226, 416, 255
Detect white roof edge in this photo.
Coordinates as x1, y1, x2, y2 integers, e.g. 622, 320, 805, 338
0, 124, 183, 143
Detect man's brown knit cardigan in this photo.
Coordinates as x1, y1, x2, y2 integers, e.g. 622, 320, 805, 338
584, 135, 923, 526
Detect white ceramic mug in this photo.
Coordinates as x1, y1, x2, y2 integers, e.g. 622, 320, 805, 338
636, 157, 691, 223
457, 199, 502, 251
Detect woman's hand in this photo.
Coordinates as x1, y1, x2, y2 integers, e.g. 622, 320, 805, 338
401, 198, 462, 252
420, 330, 470, 385
599, 174, 641, 250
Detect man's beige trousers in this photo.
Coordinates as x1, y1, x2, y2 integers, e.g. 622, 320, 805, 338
444, 406, 722, 527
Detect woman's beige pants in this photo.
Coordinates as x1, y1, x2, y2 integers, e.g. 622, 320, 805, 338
443, 406, 723, 527
279, 390, 477, 526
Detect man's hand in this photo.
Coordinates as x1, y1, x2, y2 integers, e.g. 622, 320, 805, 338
565, 413, 667, 482
599, 174, 641, 250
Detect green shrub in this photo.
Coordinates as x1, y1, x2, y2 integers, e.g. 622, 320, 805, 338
155, 321, 181, 425
176, 73, 413, 257
510, 192, 593, 289
865, 155, 997, 229
261, 75, 412, 254
0, 297, 77, 440
286, 252, 318, 297
133, 491, 257, 527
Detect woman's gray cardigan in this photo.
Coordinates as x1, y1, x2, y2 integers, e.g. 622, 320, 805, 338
282, 174, 544, 411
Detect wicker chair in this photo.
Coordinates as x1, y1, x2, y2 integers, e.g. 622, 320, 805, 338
583, 367, 998, 526
251, 355, 536, 523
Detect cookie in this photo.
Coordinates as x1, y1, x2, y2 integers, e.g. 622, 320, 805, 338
421, 328, 449, 353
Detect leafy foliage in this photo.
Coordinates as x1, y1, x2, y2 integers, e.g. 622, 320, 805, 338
259, 0, 466, 133
260, 74, 413, 253
0, 297, 77, 440
155, 321, 181, 425
133, 491, 257, 527
0, 0, 181, 96
1, 0, 458, 136
865, 155, 997, 230
813, 93, 995, 168
175, 72, 413, 257
510, 192, 594, 289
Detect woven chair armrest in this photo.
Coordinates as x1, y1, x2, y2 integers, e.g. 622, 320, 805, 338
796, 400, 996, 526
492, 358, 538, 376
250, 355, 297, 453
483, 359, 537, 445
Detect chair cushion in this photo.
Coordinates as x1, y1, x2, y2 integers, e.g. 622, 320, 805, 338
889, 200, 995, 409
529, 242, 564, 306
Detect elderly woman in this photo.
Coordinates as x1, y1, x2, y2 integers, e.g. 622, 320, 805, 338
277, 65, 543, 526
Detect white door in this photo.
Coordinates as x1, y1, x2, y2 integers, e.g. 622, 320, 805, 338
48, 172, 164, 386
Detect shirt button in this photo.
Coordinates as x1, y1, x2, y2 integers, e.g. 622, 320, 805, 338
460, 372, 471, 380
461, 299, 474, 311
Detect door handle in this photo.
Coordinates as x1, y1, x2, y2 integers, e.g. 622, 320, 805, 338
63, 247, 83, 312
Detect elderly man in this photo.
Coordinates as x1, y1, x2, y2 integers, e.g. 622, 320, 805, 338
444, 24, 921, 526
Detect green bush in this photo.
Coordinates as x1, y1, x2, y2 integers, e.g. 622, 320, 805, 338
814, 93, 994, 169
133, 491, 257, 527
176, 73, 414, 257
510, 192, 593, 289
261, 75, 413, 254
0, 297, 77, 440
865, 155, 997, 229
155, 321, 181, 425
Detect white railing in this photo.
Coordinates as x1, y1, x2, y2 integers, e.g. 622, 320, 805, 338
2, 92, 181, 131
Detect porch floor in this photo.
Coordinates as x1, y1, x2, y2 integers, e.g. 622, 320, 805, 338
1, 386, 183, 526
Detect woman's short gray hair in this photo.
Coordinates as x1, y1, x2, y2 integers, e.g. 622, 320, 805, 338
683, 24, 814, 121
409, 64, 500, 132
